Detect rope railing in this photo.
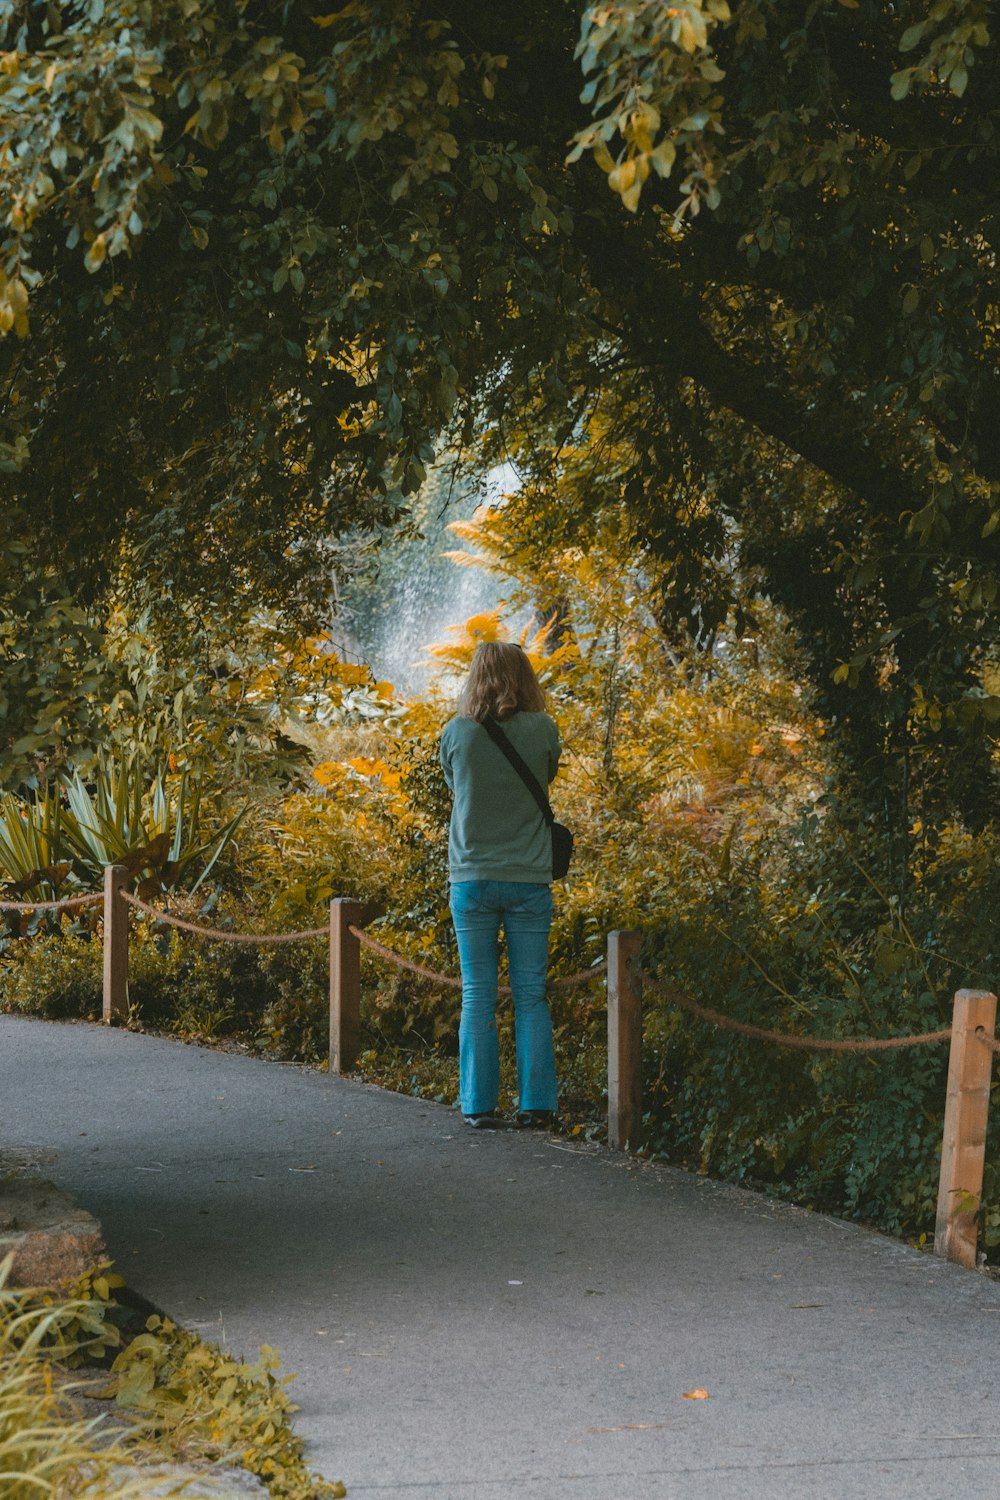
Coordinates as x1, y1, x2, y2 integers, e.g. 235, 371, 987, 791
120, 890, 326, 944
552, 959, 610, 990
116, 894, 607, 983
0, 892, 102, 912
604, 944, 997, 1274
637, 969, 953, 1053
350, 925, 464, 990
349, 923, 608, 995
69, 867, 1000, 1276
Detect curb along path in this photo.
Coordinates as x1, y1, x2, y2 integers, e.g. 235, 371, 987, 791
3, 1014, 1000, 1500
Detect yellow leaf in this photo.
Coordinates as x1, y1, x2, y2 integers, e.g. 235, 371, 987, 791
84, 234, 107, 272
312, 762, 342, 787
608, 158, 636, 196
464, 609, 506, 641
346, 756, 385, 777
593, 138, 615, 173
682, 1388, 710, 1400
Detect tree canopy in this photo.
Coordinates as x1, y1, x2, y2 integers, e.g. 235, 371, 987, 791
1, 0, 999, 834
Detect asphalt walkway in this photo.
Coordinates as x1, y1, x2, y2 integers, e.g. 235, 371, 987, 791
2, 1014, 999, 1500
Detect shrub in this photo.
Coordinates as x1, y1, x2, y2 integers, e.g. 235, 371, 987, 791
0, 1259, 137, 1500
1, 1258, 345, 1498
0, 925, 104, 1019
638, 811, 1000, 1248
0, 909, 331, 1062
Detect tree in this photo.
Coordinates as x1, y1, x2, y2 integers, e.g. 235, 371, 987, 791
1, 0, 998, 847
559, 0, 1000, 857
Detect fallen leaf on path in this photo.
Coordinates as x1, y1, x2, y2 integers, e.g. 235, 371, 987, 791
682, 1389, 710, 1401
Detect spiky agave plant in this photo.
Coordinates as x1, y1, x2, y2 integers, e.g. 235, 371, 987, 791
61, 756, 246, 896
0, 783, 73, 900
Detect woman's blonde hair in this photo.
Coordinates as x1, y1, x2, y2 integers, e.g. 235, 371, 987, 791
460, 642, 546, 722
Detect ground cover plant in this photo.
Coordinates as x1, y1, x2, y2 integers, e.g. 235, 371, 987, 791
0, 1255, 346, 1498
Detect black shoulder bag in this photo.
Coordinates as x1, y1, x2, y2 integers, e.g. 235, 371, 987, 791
480, 717, 573, 881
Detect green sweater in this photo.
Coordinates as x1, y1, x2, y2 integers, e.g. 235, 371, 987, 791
439, 711, 561, 883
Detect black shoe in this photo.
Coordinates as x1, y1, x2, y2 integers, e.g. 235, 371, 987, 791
515, 1110, 555, 1129
463, 1113, 501, 1129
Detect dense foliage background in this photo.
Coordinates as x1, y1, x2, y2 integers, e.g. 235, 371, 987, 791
0, 0, 998, 1258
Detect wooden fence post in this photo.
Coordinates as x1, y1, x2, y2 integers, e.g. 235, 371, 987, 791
102, 864, 130, 1025
608, 930, 642, 1150
934, 988, 998, 1268
330, 898, 362, 1075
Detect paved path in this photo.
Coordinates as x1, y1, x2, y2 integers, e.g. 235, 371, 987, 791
2, 1015, 999, 1500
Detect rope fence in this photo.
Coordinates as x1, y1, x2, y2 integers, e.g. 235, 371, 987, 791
552, 960, 610, 991
349, 923, 608, 996
121, 890, 326, 944
27, 868, 999, 1274
350, 925, 464, 990
602, 931, 997, 1274
636, 970, 953, 1053
108, 889, 608, 986
0, 892, 102, 912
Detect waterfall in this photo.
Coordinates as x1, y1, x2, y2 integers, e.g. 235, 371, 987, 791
335, 464, 529, 698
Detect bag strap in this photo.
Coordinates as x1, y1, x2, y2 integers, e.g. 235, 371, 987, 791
479, 717, 555, 827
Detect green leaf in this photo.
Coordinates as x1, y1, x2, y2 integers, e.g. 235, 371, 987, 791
651, 140, 676, 177
899, 23, 926, 53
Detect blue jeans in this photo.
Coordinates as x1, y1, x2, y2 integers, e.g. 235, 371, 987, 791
449, 880, 557, 1116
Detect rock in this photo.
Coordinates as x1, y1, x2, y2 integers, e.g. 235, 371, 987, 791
80, 1463, 270, 1497
0, 1176, 106, 1286
52, 1373, 272, 1498
0, 1145, 58, 1176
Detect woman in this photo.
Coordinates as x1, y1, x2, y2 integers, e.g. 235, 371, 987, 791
439, 641, 561, 1129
